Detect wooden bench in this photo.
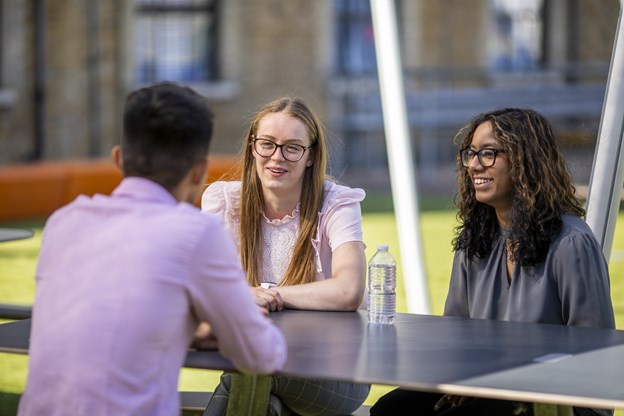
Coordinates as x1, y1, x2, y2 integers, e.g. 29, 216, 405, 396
0, 303, 32, 320
180, 391, 212, 415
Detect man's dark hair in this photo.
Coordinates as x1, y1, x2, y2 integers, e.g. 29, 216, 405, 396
122, 82, 214, 190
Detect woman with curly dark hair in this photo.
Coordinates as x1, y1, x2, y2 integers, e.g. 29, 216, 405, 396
371, 108, 615, 416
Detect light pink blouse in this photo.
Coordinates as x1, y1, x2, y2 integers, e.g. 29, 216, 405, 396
201, 180, 366, 283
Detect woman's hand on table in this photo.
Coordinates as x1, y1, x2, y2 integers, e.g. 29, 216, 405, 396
251, 286, 284, 312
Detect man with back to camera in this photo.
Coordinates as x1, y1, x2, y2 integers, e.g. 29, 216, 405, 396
18, 82, 286, 416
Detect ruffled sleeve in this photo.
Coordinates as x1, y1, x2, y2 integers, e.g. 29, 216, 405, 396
201, 181, 227, 216
318, 181, 366, 249
201, 181, 242, 241
312, 181, 366, 278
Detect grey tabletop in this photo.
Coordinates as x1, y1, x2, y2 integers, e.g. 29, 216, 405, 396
3, 310, 624, 409
0, 228, 34, 243
192, 310, 624, 409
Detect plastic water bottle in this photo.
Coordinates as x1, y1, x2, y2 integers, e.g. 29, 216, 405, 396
367, 244, 396, 324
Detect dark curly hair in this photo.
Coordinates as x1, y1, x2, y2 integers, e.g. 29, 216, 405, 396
452, 108, 585, 266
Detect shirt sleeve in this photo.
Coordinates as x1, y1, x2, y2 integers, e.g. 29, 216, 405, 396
320, 184, 366, 251
201, 181, 243, 240
187, 216, 286, 374
552, 232, 615, 329
443, 250, 471, 318
201, 181, 227, 216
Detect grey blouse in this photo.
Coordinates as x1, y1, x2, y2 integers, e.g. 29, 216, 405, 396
444, 214, 615, 329
444, 215, 615, 416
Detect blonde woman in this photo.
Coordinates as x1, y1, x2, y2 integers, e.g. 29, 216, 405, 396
201, 97, 370, 416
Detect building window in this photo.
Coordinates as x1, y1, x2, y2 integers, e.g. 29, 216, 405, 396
490, 0, 543, 72
134, 0, 218, 84
335, 0, 376, 75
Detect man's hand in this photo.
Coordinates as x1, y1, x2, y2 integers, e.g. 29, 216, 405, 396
191, 322, 218, 350
190, 305, 268, 351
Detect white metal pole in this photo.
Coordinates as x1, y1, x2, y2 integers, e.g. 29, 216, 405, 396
586, 2, 624, 260
370, 0, 430, 314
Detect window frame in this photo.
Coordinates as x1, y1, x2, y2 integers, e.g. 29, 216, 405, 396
133, 0, 220, 84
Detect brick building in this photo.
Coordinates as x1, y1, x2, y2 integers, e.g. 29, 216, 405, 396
0, 0, 619, 190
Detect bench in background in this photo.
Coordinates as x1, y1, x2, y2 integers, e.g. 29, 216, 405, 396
0, 156, 238, 222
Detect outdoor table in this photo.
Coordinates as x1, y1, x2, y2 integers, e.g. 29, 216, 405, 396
0, 228, 34, 243
2, 311, 624, 415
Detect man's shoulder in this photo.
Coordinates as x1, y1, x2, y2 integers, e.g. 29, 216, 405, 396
44, 194, 98, 223
175, 201, 224, 226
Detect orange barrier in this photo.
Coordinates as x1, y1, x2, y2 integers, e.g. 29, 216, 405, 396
0, 156, 238, 222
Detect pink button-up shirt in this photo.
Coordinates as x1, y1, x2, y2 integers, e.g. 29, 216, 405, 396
19, 177, 286, 416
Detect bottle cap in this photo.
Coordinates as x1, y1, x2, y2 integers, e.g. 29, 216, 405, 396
377, 244, 389, 250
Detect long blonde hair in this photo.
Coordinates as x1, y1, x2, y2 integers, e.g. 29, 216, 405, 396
237, 97, 328, 286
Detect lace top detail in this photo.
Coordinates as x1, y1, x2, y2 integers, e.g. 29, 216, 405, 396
260, 205, 300, 284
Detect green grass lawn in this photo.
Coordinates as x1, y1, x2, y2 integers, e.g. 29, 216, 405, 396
1, 207, 623, 415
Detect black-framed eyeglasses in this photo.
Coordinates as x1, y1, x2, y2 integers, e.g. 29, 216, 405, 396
252, 137, 313, 162
460, 148, 505, 168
